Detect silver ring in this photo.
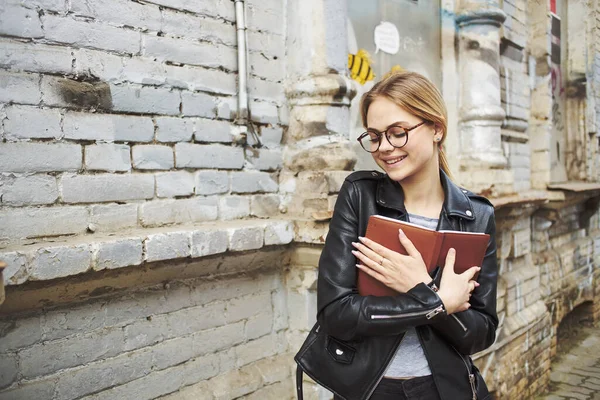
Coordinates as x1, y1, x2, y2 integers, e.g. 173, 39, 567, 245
379, 258, 385, 265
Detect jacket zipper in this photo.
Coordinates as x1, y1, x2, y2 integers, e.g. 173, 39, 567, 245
451, 314, 468, 331
371, 304, 445, 320
450, 344, 477, 400
363, 334, 406, 400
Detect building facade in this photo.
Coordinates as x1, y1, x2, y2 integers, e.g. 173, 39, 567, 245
0, 0, 599, 399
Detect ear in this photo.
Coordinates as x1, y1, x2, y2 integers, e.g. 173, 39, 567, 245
432, 123, 444, 142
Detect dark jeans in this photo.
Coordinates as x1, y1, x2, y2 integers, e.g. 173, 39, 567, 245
334, 375, 441, 400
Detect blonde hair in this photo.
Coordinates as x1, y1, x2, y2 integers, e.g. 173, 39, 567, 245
360, 70, 452, 180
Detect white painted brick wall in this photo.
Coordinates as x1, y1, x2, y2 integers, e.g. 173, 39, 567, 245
249, 99, 279, 124
175, 143, 244, 169
121, 56, 166, 86
144, 231, 191, 262
247, 31, 284, 60
194, 118, 234, 143
69, 0, 163, 32
0, 174, 59, 206
160, 9, 236, 46
110, 84, 181, 115
0, 206, 89, 242
74, 48, 124, 82
3, 105, 62, 140
249, 53, 284, 83
144, 0, 235, 21
0, 252, 292, 396
42, 14, 142, 54
143, 35, 237, 71
89, 203, 138, 232
20, 0, 67, 13
228, 226, 264, 251
195, 170, 229, 195
61, 174, 155, 203
249, 77, 285, 102
0, 4, 43, 38
0, 71, 41, 105
164, 64, 236, 94
139, 197, 218, 226
63, 112, 154, 142
1, 251, 27, 285
93, 238, 143, 270
247, 0, 284, 35
155, 117, 193, 142
155, 171, 195, 198
29, 244, 92, 281
0, 143, 81, 173
230, 171, 278, 193
180, 91, 217, 118
216, 96, 236, 119
85, 144, 131, 172
259, 126, 283, 147
0, 39, 73, 75
0, 1, 292, 395
219, 196, 251, 220
190, 230, 228, 257
264, 221, 294, 245
132, 145, 174, 170
246, 148, 283, 171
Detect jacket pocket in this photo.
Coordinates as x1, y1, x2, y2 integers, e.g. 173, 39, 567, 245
326, 336, 356, 364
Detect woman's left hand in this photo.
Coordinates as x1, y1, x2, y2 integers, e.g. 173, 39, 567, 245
351, 230, 432, 293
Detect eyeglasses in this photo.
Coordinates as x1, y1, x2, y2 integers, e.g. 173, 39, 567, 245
357, 121, 427, 153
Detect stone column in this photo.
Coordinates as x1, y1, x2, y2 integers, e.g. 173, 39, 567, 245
456, 1, 507, 177
282, 0, 357, 220
284, 0, 356, 177
283, 1, 355, 398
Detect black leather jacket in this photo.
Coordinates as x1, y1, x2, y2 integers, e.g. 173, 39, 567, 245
317, 170, 498, 400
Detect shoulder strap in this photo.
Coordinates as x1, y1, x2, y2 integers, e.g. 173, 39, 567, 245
296, 365, 304, 400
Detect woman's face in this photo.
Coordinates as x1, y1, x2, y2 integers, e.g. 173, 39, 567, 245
366, 96, 440, 183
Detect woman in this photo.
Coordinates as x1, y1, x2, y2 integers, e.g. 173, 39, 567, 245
316, 71, 498, 400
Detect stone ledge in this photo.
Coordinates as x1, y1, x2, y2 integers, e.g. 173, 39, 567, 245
0, 219, 294, 286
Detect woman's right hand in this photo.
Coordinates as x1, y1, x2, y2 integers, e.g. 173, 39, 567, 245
437, 248, 480, 315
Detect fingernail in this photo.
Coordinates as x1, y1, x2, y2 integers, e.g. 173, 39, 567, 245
449, 248, 455, 255
351, 242, 358, 247
398, 229, 405, 237
358, 236, 365, 241
356, 264, 363, 269
351, 250, 358, 255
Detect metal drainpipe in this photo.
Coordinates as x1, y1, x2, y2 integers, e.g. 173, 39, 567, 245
234, 0, 262, 148
234, 0, 263, 148
234, 0, 249, 124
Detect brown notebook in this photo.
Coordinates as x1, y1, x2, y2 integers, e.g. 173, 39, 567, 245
357, 215, 490, 296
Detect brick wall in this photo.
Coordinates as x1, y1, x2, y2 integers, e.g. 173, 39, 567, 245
0, 0, 286, 245
0, 0, 293, 399
0, 265, 292, 399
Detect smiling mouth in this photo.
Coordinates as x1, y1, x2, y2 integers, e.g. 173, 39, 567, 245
383, 155, 406, 165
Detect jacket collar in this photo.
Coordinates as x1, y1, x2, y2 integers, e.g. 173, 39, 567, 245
376, 169, 475, 221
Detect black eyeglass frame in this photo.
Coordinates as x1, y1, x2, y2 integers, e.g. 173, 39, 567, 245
357, 120, 427, 153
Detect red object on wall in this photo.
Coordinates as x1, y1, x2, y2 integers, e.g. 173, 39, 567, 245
551, 0, 556, 13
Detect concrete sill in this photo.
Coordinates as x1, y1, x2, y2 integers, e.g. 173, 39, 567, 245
547, 181, 600, 193
489, 190, 555, 210
0, 219, 293, 286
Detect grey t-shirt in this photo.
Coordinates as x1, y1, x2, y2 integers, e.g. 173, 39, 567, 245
384, 213, 438, 378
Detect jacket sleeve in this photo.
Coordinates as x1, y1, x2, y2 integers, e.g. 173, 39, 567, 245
430, 207, 499, 355
316, 179, 446, 342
